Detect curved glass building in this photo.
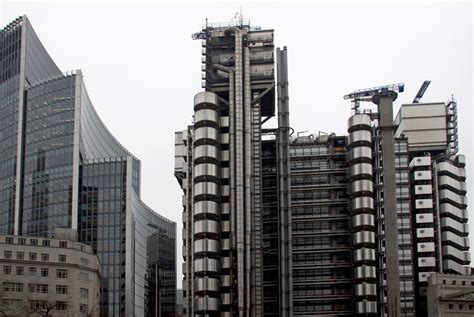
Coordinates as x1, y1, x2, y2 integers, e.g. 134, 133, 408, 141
1, 16, 176, 316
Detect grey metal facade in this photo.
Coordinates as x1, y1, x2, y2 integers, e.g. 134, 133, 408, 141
175, 20, 292, 317
0, 16, 176, 317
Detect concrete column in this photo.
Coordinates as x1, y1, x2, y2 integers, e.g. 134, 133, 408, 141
375, 94, 401, 317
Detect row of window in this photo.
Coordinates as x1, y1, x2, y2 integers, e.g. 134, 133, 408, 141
3, 266, 68, 278
3, 250, 66, 262
2, 282, 88, 297
2, 299, 69, 311
4, 236, 69, 247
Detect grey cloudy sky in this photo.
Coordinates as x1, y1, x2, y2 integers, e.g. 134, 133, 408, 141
2, 0, 472, 286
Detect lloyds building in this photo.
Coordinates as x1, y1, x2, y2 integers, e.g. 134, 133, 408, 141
0, 16, 176, 316
175, 19, 470, 317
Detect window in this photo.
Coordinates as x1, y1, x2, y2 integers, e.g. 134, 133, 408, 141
80, 258, 89, 266
3, 266, 11, 275
18, 238, 26, 245
57, 269, 68, 278
3, 283, 24, 292
16, 267, 24, 276
58, 255, 66, 263
41, 268, 49, 277
29, 253, 37, 261
2, 299, 23, 309
4, 251, 12, 259
56, 302, 67, 310
29, 300, 48, 310
41, 253, 49, 261
59, 241, 67, 248
80, 304, 88, 313
17, 252, 24, 260
56, 285, 68, 294
30, 239, 38, 246
28, 284, 48, 293
79, 272, 89, 282
29, 267, 36, 276
5, 237, 13, 244
80, 288, 88, 298
42, 239, 50, 247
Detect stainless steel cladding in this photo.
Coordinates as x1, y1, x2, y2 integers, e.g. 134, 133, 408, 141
348, 114, 371, 132
194, 201, 220, 218
354, 248, 376, 263
194, 127, 219, 143
194, 258, 221, 274
355, 283, 377, 296
347, 113, 377, 313
354, 265, 377, 279
355, 301, 377, 314
194, 277, 221, 293
194, 238, 220, 256
192, 91, 221, 314
194, 296, 220, 312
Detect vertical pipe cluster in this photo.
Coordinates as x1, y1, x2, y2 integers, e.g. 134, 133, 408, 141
193, 92, 221, 315
347, 114, 377, 315
276, 47, 293, 317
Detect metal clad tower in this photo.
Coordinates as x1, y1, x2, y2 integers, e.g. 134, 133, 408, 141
176, 20, 292, 317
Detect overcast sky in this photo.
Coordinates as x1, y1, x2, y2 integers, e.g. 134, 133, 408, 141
2, 1, 472, 287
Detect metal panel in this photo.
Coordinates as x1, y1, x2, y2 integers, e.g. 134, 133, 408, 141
441, 217, 468, 235
409, 156, 431, 168
195, 126, 220, 142
194, 238, 220, 255
352, 214, 375, 228
348, 146, 372, 161
438, 175, 466, 193
354, 265, 376, 279
194, 201, 220, 217
417, 242, 435, 253
418, 271, 436, 282
353, 231, 376, 245
194, 296, 220, 312
349, 130, 371, 145
194, 182, 219, 197
221, 275, 231, 287
437, 161, 466, 179
355, 301, 377, 314
442, 231, 470, 249
194, 219, 220, 236
350, 163, 373, 178
351, 197, 374, 211
194, 258, 220, 274
416, 228, 434, 238
413, 170, 432, 181
221, 256, 231, 269
194, 163, 219, 179
355, 283, 377, 296
354, 248, 376, 262
443, 245, 470, 263
194, 91, 219, 108
415, 213, 434, 224
195, 277, 221, 292
418, 257, 436, 267
195, 109, 219, 124
439, 189, 467, 207
220, 133, 229, 144
415, 185, 432, 195
443, 259, 470, 275
221, 293, 231, 305
350, 179, 373, 194
194, 144, 219, 160
348, 114, 371, 131
415, 199, 433, 209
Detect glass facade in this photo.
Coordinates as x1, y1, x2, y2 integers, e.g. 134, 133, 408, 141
290, 136, 353, 316
0, 15, 176, 317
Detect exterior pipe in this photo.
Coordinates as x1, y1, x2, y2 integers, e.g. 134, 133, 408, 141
225, 27, 246, 316
212, 63, 236, 313
244, 46, 252, 316
432, 161, 444, 273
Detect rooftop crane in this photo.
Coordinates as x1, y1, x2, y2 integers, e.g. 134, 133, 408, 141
412, 80, 431, 103
343, 82, 405, 110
